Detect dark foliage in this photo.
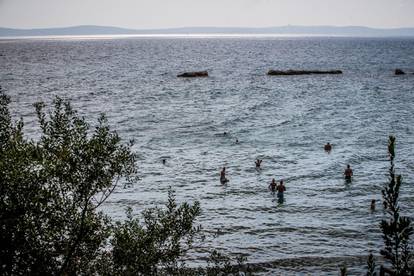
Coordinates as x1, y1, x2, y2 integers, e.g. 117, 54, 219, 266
367, 253, 376, 276
107, 189, 202, 275
340, 265, 347, 276
0, 90, 136, 275
0, 89, 247, 275
379, 136, 413, 275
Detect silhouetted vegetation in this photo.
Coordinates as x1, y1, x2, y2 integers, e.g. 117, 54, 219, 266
340, 265, 348, 276
103, 190, 202, 275
366, 253, 376, 276
0, 89, 135, 275
0, 88, 247, 275
377, 136, 413, 275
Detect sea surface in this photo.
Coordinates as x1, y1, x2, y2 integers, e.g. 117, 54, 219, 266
1, 36, 414, 274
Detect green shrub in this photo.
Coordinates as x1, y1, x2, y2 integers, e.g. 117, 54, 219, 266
0, 88, 246, 275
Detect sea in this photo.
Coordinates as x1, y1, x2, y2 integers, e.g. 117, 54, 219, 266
1, 35, 414, 274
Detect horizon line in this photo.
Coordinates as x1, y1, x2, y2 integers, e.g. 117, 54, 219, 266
2, 34, 414, 42
2, 24, 414, 31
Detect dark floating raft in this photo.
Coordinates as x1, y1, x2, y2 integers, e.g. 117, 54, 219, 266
267, 69, 343, 76
177, 71, 209, 77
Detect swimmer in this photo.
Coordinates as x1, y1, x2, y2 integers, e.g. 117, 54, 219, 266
220, 167, 229, 184
344, 164, 353, 181
162, 159, 166, 165
235, 139, 239, 144
255, 159, 263, 169
370, 199, 376, 211
324, 142, 332, 151
269, 178, 277, 192
277, 180, 286, 199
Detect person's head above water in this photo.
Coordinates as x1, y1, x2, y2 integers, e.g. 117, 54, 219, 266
347, 164, 351, 169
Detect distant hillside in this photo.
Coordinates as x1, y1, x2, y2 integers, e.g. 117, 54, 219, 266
1, 25, 414, 37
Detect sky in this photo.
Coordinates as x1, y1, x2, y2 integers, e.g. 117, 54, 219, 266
1, 0, 414, 29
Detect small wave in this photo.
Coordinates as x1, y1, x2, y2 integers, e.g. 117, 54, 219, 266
248, 255, 378, 274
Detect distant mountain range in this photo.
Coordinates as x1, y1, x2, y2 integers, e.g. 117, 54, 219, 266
1, 25, 414, 37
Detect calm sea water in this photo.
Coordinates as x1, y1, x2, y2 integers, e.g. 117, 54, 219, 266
1, 36, 414, 274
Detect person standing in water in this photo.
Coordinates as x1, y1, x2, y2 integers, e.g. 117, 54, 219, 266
220, 167, 228, 184
370, 199, 376, 211
269, 178, 277, 192
324, 142, 332, 152
344, 164, 353, 181
277, 180, 286, 201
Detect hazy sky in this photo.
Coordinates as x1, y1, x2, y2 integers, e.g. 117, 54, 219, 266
1, 0, 414, 29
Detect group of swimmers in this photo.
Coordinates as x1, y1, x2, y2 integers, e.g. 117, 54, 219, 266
216, 142, 356, 204
220, 163, 287, 202
161, 141, 357, 204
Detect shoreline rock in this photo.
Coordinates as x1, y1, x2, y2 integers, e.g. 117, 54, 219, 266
177, 71, 208, 78
267, 69, 343, 76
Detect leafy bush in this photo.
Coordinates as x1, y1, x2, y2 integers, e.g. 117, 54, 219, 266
0, 88, 247, 275
0, 89, 136, 275
108, 189, 201, 275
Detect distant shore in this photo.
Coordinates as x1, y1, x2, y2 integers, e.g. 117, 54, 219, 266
2, 25, 414, 39
2, 34, 414, 42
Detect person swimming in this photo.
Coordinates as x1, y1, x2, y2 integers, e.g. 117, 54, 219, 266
220, 167, 229, 184
277, 180, 286, 200
255, 159, 262, 169
162, 159, 166, 165
344, 164, 353, 181
269, 178, 277, 192
370, 199, 376, 211
324, 142, 332, 151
